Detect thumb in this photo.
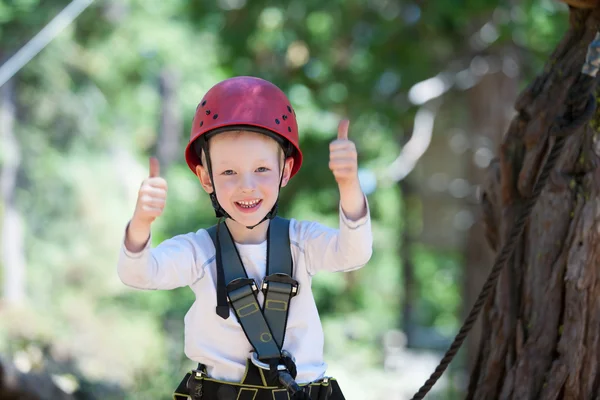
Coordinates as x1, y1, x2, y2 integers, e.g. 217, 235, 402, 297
337, 119, 349, 140
149, 157, 160, 178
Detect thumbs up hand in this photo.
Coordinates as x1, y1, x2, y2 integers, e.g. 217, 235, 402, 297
134, 157, 168, 225
125, 157, 168, 252
329, 119, 359, 189
329, 119, 367, 221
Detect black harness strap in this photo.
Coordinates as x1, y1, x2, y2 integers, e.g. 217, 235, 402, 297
206, 217, 297, 361
174, 217, 344, 399
263, 217, 297, 349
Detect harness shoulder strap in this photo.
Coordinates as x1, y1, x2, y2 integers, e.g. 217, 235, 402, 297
206, 217, 297, 360
263, 217, 295, 349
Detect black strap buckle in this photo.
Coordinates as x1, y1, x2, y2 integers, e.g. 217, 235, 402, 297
186, 369, 206, 399
226, 277, 259, 303
261, 273, 299, 297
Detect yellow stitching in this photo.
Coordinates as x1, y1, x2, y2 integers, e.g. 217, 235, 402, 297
265, 299, 288, 311
236, 302, 260, 317
237, 387, 258, 400
258, 367, 268, 387
271, 388, 290, 400
260, 332, 273, 342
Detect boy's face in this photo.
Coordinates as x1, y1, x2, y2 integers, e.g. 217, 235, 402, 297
196, 130, 294, 227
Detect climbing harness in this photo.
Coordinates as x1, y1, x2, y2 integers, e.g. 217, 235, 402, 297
410, 32, 600, 399
173, 217, 343, 399
173, 361, 341, 400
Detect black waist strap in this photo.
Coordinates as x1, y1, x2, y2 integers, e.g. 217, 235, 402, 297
173, 360, 344, 400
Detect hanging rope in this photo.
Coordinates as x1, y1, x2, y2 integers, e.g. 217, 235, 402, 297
410, 31, 600, 400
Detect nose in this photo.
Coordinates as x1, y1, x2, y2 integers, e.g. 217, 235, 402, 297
240, 173, 256, 192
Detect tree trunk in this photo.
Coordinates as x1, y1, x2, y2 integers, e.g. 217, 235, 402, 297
400, 179, 417, 347
469, 8, 600, 399
0, 76, 27, 305
156, 68, 182, 171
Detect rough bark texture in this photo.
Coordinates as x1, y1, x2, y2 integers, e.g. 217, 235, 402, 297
470, 8, 600, 399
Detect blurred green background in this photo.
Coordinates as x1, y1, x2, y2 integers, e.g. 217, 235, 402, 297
0, 0, 569, 398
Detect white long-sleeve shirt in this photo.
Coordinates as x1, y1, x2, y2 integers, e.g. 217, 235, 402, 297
117, 204, 373, 384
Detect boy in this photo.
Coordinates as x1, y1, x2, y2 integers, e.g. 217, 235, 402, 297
117, 76, 373, 399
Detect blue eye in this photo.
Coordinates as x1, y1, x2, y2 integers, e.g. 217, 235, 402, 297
256, 167, 269, 172
222, 170, 235, 175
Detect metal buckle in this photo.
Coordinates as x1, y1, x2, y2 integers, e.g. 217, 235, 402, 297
192, 368, 207, 378
250, 352, 270, 370
249, 350, 295, 370
261, 273, 299, 297
226, 277, 258, 303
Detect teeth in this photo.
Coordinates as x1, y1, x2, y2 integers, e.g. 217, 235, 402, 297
238, 199, 260, 206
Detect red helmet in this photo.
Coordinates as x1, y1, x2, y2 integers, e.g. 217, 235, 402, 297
185, 76, 303, 178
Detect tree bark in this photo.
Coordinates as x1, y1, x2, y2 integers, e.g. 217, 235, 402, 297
0, 76, 27, 305
470, 8, 600, 399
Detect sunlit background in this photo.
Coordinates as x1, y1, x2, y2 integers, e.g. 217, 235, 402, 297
0, 0, 569, 398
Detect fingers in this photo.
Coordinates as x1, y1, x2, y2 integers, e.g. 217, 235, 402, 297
139, 181, 167, 205
149, 156, 160, 178
329, 143, 357, 159
331, 119, 353, 150
139, 193, 166, 208
135, 184, 167, 222
337, 119, 349, 140
144, 177, 168, 190
329, 159, 357, 174
134, 158, 167, 224
329, 119, 358, 185
329, 139, 356, 151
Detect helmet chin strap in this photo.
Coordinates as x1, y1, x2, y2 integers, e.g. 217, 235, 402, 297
202, 141, 285, 230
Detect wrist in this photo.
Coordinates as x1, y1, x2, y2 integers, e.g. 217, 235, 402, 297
339, 180, 366, 221
125, 218, 151, 253
339, 179, 362, 199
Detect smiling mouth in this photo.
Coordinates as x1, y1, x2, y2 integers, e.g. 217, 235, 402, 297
235, 199, 262, 209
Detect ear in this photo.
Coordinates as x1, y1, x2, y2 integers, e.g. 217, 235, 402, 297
196, 164, 214, 194
280, 157, 294, 187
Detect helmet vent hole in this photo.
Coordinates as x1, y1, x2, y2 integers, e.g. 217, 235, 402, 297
287, 105, 292, 113
201, 100, 207, 107
275, 119, 280, 124
282, 115, 287, 120
288, 127, 292, 132
205, 110, 211, 115
213, 114, 219, 120
200, 121, 204, 127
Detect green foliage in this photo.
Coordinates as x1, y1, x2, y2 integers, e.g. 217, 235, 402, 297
0, 0, 570, 397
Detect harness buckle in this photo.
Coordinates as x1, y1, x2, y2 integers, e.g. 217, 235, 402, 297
186, 368, 205, 399
191, 368, 207, 378
226, 277, 259, 303
249, 350, 295, 370
261, 273, 299, 297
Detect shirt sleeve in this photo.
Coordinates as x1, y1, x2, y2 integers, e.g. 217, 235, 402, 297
298, 196, 373, 275
117, 223, 209, 290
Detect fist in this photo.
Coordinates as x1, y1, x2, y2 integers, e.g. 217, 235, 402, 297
329, 119, 358, 187
132, 157, 168, 226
